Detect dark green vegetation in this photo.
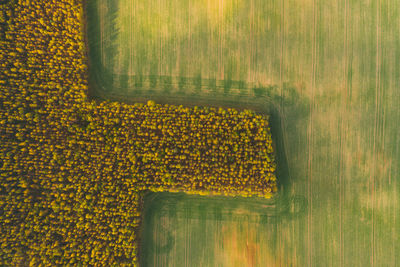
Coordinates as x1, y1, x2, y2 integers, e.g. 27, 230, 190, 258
88, 0, 400, 266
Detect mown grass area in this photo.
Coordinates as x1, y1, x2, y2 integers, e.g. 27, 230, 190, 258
140, 192, 306, 267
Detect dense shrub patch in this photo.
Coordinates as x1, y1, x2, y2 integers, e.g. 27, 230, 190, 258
0, 0, 277, 265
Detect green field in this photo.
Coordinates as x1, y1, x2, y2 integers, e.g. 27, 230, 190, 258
87, 0, 399, 266
140, 192, 306, 267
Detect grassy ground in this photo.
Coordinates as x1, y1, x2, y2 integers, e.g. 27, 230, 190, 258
140, 192, 306, 267
87, 0, 399, 266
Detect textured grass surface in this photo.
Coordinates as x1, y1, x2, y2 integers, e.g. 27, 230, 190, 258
88, 0, 400, 266
140, 192, 305, 267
